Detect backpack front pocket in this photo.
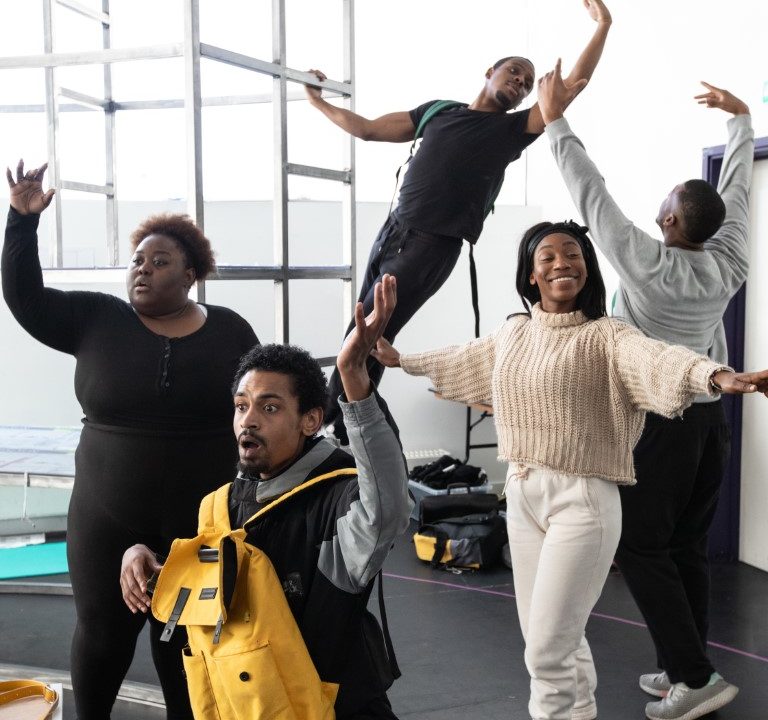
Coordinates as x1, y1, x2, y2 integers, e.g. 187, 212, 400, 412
209, 641, 297, 720
182, 648, 223, 720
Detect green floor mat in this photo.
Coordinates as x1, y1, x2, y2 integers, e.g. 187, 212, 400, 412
0, 541, 68, 580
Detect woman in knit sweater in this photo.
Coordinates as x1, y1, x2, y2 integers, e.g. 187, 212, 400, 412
372, 220, 768, 720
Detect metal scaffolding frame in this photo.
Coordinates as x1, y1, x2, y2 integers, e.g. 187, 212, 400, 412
0, 0, 357, 353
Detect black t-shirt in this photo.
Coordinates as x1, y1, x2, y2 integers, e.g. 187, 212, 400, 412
394, 101, 540, 243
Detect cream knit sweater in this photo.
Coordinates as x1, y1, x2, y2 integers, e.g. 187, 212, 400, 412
400, 304, 728, 484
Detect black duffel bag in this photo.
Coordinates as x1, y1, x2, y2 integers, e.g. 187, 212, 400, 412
419, 483, 498, 526
414, 484, 506, 570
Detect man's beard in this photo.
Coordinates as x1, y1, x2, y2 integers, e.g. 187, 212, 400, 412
495, 90, 514, 111
237, 460, 267, 479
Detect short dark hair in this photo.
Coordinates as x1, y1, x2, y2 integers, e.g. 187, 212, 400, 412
492, 55, 535, 73
129, 213, 216, 280
678, 180, 726, 244
232, 344, 328, 415
515, 220, 607, 320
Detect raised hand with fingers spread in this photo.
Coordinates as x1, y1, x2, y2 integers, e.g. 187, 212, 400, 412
537, 58, 589, 125
6, 159, 55, 215
337, 273, 397, 401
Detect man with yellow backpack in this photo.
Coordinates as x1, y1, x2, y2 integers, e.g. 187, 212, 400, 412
120, 275, 412, 719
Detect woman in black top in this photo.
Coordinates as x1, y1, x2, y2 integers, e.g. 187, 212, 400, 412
2, 161, 259, 719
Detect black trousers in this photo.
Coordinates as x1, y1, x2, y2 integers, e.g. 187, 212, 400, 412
614, 401, 730, 688
326, 214, 462, 442
68, 489, 193, 720
340, 693, 399, 720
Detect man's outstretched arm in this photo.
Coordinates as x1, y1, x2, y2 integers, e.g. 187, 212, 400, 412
693, 82, 753, 290
319, 275, 412, 592
526, 0, 612, 134
304, 69, 415, 142
537, 60, 666, 291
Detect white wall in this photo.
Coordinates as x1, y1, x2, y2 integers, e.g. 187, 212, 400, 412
739, 159, 768, 571
1, 0, 767, 495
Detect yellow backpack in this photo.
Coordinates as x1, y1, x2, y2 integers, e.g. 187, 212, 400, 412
151, 470, 357, 720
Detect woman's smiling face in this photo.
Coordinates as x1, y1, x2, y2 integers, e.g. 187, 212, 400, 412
529, 232, 588, 313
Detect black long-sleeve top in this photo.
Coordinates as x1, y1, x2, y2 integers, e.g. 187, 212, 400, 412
2, 208, 257, 433
2, 208, 259, 535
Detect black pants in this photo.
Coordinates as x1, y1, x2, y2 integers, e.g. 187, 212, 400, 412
326, 214, 462, 442
614, 401, 730, 688
68, 490, 193, 720
340, 693, 399, 720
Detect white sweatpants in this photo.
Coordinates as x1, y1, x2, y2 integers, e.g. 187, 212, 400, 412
504, 464, 622, 720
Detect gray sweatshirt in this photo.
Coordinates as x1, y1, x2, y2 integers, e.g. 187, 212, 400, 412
546, 114, 754, 402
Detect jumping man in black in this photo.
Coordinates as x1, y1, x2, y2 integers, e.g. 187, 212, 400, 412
304, 0, 613, 443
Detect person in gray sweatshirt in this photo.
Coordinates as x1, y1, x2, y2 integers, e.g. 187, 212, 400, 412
536, 61, 754, 720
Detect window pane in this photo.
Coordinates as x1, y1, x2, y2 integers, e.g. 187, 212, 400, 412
288, 196, 344, 266
204, 200, 273, 267
200, 0, 271, 62
289, 279, 346, 358
203, 279, 274, 345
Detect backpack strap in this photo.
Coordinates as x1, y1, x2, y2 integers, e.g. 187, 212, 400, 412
389, 100, 464, 215
469, 244, 480, 338
467, 173, 506, 339
376, 571, 401, 679
197, 483, 232, 534
413, 99, 463, 140
243, 468, 358, 530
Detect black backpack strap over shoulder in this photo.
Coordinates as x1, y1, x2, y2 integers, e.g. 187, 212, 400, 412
389, 100, 464, 215
469, 244, 480, 338
413, 100, 463, 140
376, 570, 401, 679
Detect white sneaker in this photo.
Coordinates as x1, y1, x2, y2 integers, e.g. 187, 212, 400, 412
639, 671, 671, 698
645, 674, 738, 720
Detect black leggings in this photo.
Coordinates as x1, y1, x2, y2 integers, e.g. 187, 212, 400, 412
67, 423, 237, 718
67, 490, 193, 720
326, 214, 462, 441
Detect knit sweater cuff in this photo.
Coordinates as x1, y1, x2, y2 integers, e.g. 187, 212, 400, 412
689, 359, 733, 398
400, 353, 427, 377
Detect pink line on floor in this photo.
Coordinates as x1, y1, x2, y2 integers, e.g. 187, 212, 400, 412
383, 572, 768, 665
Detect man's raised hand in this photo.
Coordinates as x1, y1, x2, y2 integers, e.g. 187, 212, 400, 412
584, 0, 612, 25
695, 82, 749, 116
537, 59, 588, 125
6, 159, 55, 215
336, 274, 397, 401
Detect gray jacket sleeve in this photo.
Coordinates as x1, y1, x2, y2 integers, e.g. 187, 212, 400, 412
546, 115, 754, 296
701, 114, 754, 290
545, 117, 665, 294
321, 392, 412, 592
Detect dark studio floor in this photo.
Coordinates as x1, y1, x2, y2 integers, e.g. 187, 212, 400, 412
1, 523, 767, 720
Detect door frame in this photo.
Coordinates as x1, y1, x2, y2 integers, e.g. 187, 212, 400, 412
702, 134, 768, 561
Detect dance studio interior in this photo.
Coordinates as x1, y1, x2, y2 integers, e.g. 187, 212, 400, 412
1, 1, 767, 718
